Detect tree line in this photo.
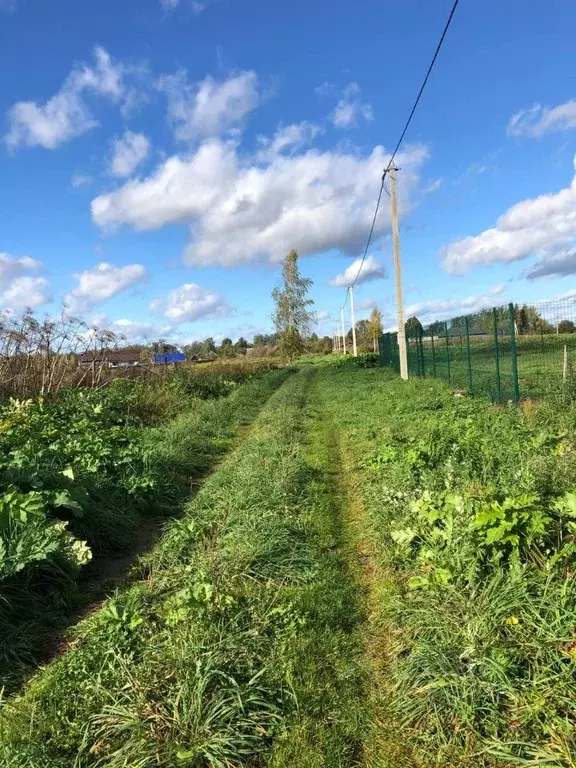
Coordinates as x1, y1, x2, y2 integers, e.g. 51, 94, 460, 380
401, 304, 576, 338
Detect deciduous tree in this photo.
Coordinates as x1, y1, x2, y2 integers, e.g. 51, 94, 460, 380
272, 249, 315, 360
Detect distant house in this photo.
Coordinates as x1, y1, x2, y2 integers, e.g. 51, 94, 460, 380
78, 350, 143, 368
153, 352, 186, 365
245, 345, 279, 357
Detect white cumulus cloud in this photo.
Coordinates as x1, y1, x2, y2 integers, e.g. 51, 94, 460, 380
108, 131, 150, 178
442, 155, 576, 276
64, 262, 148, 316
406, 285, 505, 325
508, 99, 576, 138
5, 47, 140, 150
157, 70, 259, 141
0, 253, 51, 310
91, 138, 428, 267
2, 277, 52, 311
524, 247, 576, 280
153, 282, 229, 324
0, 252, 41, 282
330, 255, 385, 287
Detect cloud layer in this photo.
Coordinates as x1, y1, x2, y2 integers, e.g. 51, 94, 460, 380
442, 155, 576, 276
92, 138, 428, 267
64, 262, 148, 315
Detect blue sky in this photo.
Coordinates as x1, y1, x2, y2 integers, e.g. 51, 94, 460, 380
1, 0, 576, 344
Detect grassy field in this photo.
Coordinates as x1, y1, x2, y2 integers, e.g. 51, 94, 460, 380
2, 357, 576, 766
0, 360, 289, 694
319, 359, 576, 766
0, 367, 367, 767
403, 332, 576, 402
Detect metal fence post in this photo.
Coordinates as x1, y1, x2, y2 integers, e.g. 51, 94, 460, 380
431, 332, 436, 377
444, 321, 451, 385
509, 302, 520, 405
493, 308, 501, 403
378, 334, 385, 366
419, 326, 425, 378
465, 316, 473, 393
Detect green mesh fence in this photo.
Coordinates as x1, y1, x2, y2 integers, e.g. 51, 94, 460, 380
379, 299, 576, 403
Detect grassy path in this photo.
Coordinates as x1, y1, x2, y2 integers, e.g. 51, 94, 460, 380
267, 373, 368, 767
9, 360, 554, 767
309, 365, 424, 768
9, 360, 537, 767
0, 367, 372, 768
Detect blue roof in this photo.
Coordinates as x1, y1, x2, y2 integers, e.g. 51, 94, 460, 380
153, 352, 186, 363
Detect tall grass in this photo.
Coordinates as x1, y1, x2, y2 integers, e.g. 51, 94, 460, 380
318, 362, 576, 767
0, 368, 291, 695
0, 368, 367, 767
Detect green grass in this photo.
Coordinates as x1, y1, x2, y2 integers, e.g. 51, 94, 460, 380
0, 368, 368, 767
0, 367, 291, 695
316, 361, 576, 767
403, 333, 576, 402
6, 357, 576, 767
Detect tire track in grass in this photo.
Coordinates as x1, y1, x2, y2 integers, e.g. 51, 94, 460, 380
0, 368, 367, 768
266, 371, 368, 767
315, 362, 513, 768
313, 365, 418, 768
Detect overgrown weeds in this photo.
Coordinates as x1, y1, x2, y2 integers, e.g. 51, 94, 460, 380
319, 364, 576, 766
0, 366, 290, 693
0, 368, 366, 767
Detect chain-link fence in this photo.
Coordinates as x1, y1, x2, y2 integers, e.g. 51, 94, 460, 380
379, 299, 576, 403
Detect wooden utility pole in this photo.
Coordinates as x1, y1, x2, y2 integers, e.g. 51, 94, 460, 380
340, 307, 347, 354
350, 286, 358, 357
389, 166, 408, 380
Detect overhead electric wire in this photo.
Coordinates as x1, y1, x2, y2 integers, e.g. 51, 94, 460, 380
346, 0, 460, 292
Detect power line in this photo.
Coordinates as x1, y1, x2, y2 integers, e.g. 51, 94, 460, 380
385, 0, 460, 175
346, 0, 460, 292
